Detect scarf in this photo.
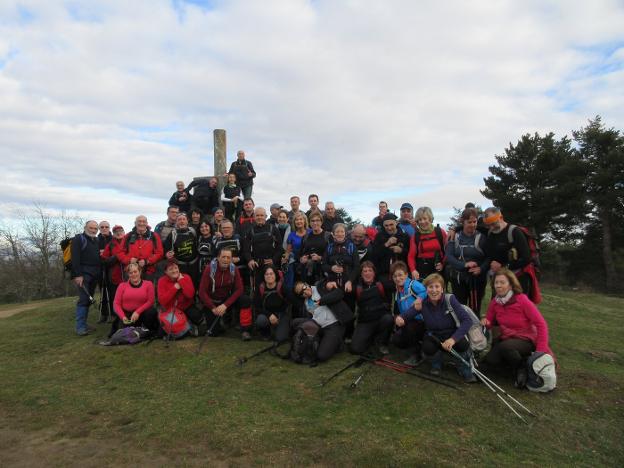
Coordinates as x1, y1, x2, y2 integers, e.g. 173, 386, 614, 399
495, 290, 514, 305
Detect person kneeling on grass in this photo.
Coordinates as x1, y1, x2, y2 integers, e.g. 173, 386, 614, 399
198, 248, 252, 340
157, 260, 205, 337
293, 280, 354, 363
481, 268, 554, 388
254, 265, 291, 343
390, 261, 427, 366
110, 263, 158, 336
413, 273, 476, 383
349, 261, 395, 356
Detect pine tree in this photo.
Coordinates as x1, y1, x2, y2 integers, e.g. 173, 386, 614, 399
481, 132, 585, 241
573, 116, 624, 292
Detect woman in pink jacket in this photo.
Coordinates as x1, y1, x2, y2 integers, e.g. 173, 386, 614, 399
110, 263, 158, 336
481, 268, 553, 387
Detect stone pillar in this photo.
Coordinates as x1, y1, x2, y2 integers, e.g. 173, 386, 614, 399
213, 129, 227, 195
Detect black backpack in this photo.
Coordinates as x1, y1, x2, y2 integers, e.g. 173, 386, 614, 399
288, 327, 319, 366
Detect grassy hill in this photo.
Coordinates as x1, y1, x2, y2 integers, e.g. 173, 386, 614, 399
0, 288, 622, 467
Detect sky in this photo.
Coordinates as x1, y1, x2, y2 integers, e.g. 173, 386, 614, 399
1, 0, 623, 231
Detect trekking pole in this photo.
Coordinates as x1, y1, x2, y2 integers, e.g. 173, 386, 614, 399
236, 342, 279, 366
80, 284, 96, 305
350, 361, 374, 389
369, 358, 460, 390
318, 356, 366, 387
446, 347, 535, 423
195, 315, 222, 355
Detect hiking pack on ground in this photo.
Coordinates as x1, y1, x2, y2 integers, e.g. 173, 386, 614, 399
287, 326, 319, 366
158, 308, 192, 339
99, 326, 151, 346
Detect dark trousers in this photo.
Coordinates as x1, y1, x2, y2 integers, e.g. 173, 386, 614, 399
76, 266, 100, 308
486, 338, 535, 369
350, 314, 394, 354
292, 318, 345, 362
201, 295, 251, 334
256, 312, 291, 343
451, 275, 486, 318
422, 334, 470, 356
108, 306, 159, 337
391, 320, 426, 351
241, 185, 253, 199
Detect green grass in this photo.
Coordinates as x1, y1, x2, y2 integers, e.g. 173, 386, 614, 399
1, 288, 623, 467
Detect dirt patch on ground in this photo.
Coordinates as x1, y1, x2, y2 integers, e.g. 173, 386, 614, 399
0, 304, 37, 319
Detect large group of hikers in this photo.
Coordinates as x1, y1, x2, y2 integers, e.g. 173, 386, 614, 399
65, 150, 556, 398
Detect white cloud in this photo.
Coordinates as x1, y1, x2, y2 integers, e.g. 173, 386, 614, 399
1, 0, 623, 229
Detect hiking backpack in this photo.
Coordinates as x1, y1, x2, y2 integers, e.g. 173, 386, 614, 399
356, 282, 386, 301
288, 326, 320, 366
413, 224, 445, 256
208, 258, 236, 294
507, 224, 541, 276
258, 271, 285, 299
158, 308, 191, 339
526, 352, 557, 393
60, 234, 87, 272
443, 293, 489, 353
100, 326, 151, 346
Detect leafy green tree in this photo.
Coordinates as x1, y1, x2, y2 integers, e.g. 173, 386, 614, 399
573, 116, 624, 292
481, 132, 585, 241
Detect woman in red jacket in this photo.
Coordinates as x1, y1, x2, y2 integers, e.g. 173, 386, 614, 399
481, 268, 553, 387
157, 260, 204, 333
407, 206, 447, 280
110, 263, 158, 336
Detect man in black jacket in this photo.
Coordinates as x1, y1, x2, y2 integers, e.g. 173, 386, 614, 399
372, 215, 410, 280
188, 177, 219, 215
244, 207, 283, 287
229, 150, 256, 199
71, 220, 101, 336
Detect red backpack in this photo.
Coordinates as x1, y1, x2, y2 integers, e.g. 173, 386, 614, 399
159, 308, 191, 338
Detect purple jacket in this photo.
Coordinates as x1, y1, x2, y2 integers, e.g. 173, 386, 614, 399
420, 293, 472, 343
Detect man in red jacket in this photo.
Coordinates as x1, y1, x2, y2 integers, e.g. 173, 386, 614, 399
198, 249, 252, 340
117, 215, 164, 280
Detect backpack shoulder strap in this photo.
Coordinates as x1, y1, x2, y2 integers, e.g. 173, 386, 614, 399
434, 225, 444, 251
474, 231, 484, 255
444, 293, 460, 328
356, 285, 363, 301
507, 224, 517, 244
376, 281, 385, 298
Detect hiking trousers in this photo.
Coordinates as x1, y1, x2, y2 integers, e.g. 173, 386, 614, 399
350, 314, 394, 354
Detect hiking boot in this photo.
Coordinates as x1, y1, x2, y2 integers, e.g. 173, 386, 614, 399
241, 331, 252, 341
404, 352, 424, 367
430, 366, 441, 376
378, 344, 390, 355
76, 329, 90, 336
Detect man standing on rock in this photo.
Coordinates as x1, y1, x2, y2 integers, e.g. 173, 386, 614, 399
229, 150, 256, 199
